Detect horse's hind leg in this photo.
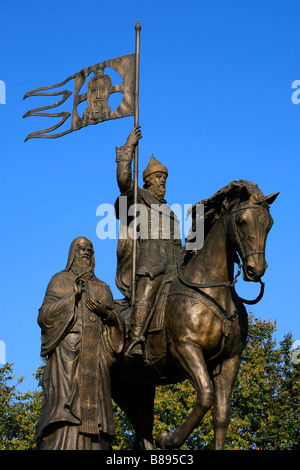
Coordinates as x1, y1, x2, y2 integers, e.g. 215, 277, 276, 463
156, 342, 214, 449
211, 354, 241, 450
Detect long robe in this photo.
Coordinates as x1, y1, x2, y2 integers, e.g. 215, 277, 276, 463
36, 269, 124, 450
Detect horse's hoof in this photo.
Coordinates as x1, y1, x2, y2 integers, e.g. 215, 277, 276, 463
155, 431, 173, 449
142, 439, 156, 450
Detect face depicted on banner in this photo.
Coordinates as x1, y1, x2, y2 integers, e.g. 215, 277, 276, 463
23, 52, 136, 140
83, 72, 112, 123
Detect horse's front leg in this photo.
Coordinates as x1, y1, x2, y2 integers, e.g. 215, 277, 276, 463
111, 372, 156, 450
156, 341, 214, 449
211, 354, 241, 450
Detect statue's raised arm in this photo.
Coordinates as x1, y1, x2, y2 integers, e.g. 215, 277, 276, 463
116, 126, 142, 194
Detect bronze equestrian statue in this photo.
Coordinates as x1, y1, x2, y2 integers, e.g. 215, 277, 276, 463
111, 174, 279, 450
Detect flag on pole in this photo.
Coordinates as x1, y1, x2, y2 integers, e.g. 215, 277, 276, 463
23, 53, 136, 141
24, 20, 142, 309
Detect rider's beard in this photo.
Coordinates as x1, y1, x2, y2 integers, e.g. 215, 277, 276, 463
149, 182, 166, 201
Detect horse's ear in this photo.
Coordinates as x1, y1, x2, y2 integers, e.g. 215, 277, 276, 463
264, 192, 279, 205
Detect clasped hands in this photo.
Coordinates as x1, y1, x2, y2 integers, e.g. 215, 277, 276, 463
74, 276, 110, 319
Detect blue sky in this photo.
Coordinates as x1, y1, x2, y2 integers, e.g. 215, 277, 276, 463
0, 0, 299, 392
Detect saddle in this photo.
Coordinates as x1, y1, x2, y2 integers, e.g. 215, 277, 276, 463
114, 269, 177, 365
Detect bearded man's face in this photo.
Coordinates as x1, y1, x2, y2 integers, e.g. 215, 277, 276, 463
71, 242, 95, 277
145, 172, 167, 200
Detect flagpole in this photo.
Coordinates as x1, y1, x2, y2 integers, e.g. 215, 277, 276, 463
131, 20, 141, 309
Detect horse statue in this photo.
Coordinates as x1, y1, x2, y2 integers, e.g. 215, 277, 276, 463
111, 179, 279, 450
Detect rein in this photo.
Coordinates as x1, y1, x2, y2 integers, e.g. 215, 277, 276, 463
178, 262, 265, 305
177, 202, 269, 304
178, 262, 241, 289
237, 280, 265, 305
179, 202, 267, 304
233, 253, 265, 305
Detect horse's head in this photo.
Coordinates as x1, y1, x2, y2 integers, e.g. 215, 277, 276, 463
186, 180, 279, 283
229, 187, 279, 282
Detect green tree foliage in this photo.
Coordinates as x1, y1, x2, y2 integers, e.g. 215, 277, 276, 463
229, 317, 300, 449
0, 363, 44, 450
112, 315, 300, 450
1, 315, 299, 449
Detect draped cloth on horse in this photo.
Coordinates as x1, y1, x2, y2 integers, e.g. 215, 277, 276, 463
114, 269, 177, 366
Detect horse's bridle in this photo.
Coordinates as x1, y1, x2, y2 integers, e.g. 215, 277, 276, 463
229, 205, 266, 263
178, 262, 264, 305
178, 204, 266, 305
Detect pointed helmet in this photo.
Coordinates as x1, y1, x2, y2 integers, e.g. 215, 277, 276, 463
143, 155, 168, 181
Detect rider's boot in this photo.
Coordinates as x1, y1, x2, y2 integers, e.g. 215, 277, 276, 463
125, 301, 152, 358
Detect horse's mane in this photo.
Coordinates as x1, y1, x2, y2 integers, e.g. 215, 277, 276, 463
186, 179, 267, 244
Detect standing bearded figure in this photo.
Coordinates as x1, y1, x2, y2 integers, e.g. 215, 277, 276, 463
115, 127, 182, 357
36, 237, 124, 450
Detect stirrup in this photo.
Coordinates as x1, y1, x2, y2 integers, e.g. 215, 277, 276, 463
125, 336, 145, 358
